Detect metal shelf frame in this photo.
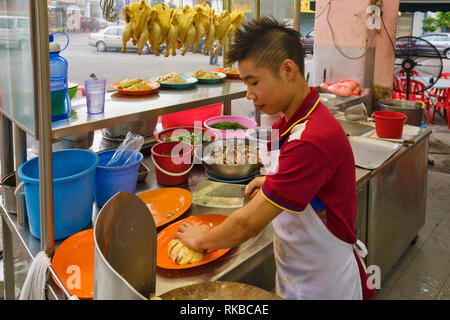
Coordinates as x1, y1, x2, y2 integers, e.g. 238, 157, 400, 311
0, 0, 302, 300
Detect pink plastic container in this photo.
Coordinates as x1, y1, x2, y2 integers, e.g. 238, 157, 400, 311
204, 115, 258, 139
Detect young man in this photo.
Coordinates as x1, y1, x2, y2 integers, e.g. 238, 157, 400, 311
175, 17, 375, 300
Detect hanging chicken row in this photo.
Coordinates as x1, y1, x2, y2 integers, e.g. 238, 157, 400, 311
122, 0, 246, 57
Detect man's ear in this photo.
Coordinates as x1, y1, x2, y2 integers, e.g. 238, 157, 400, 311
280, 59, 298, 81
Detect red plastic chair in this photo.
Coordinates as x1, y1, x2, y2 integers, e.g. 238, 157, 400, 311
392, 76, 405, 99
440, 73, 450, 79
432, 88, 450, 129
400, 79, 431, 121
400, 79, 425, 100
398, 69, 419, 77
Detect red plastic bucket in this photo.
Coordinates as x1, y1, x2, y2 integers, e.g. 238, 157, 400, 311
160, 103, 222, 129
373, 110, 407, 139
151, 141, 194, 185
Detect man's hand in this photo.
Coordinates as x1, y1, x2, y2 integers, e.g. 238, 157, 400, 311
174, 183, 281, 252
245, 176, 266, 200
175, 222, 210, 251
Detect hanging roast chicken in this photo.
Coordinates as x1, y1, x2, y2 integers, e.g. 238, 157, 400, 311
121, 0, 246, 57
121, 0, 152, 55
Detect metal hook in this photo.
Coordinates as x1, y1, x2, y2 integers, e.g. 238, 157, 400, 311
100, 0, 119, 22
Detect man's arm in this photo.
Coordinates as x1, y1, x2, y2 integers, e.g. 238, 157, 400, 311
175, 189, 281, 251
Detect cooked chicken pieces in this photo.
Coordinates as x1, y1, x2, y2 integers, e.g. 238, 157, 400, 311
121, 0, 245, 57
192, 70, 221, 79
118, 78, 151, 90
168, 238, 203, 265
156, 72, 187, 84
223, 67, 239, 74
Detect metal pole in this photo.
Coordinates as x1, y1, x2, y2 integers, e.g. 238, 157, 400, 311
223, 0, 232, 67
31, 0, 55, 256
13, 124, 27, 226
254, 0, 260, 20
294, 0, 301, 33
0, 114, 14, 178
1, 214, 15, 299
254, 0, 261, 126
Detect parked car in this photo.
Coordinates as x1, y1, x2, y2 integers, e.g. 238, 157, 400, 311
81, 17, 109, 33
421, 33, 450, 59
88, 26, 165, 54
396, 33, 450, 59
303, 28, 314, 53
0, 15, 30, 50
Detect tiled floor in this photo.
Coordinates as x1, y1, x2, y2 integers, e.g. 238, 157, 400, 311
373, 169, 450, 300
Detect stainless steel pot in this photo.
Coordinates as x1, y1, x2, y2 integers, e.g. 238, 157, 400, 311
28, 131, 94, 154
196, 139, 260, 180
1, 171, 17, 214
102, 117, 158, 141
375, 99, 426, 126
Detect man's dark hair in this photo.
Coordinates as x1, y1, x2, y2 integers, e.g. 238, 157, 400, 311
226, 17, 305, 77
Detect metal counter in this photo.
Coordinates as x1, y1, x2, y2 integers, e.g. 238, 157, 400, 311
366, 128, 431, 280
51, 80, 247, 140
1, 147, 375, 299
0, 155, 276, 299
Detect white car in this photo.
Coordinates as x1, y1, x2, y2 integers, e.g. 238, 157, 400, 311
88, 26, 159, 54
0, 15, 30, 50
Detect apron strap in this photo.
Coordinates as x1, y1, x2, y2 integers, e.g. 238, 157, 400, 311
352, 239, 369, 272
352, 239, 368, 258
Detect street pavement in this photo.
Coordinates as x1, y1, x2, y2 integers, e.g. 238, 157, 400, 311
62, 32, 223, 87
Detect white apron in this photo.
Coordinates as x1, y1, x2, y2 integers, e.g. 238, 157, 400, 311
273, 204, 364, 300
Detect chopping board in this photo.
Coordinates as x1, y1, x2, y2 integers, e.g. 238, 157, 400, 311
348, 136, 401, 170
192, 179, 247, 208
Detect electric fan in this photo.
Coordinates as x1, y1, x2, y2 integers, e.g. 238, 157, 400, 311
394, 36, 443, 100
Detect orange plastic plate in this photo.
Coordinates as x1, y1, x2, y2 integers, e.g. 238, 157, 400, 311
137, 188, 192, 228
111, 81, 160, 96
51, 229, 94, 299
156, 214, 231, 269
212, 67, 240, 79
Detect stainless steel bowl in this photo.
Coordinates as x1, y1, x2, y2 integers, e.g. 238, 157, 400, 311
28, 131, 94, 154
196, 139, 260, 180
102, 117, 158, 141
375, 99, 426, 126
1, 171, 17, 214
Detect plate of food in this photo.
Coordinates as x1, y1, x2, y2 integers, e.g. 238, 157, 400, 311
156, 214, 231, 269
185, 70, 226, 84
111, 79, 160, 96
137, 188, 192, 228
212, 67, 240, 79
151, 72, 198, 89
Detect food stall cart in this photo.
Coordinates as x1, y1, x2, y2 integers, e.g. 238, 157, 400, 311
0, 0, 430, 300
